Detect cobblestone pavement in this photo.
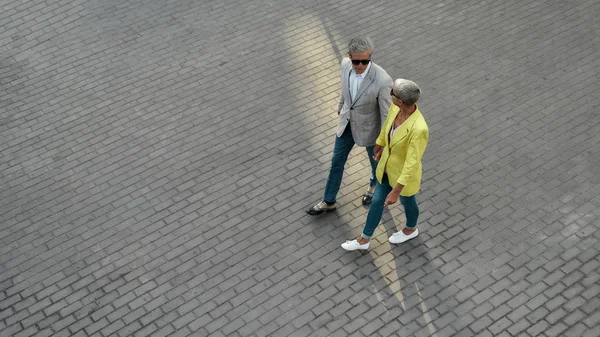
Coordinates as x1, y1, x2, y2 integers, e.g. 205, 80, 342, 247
1, 0, 600, 336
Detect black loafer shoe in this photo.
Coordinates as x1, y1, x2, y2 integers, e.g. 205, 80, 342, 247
362, 185, 376, 205
307, 201, 338, 215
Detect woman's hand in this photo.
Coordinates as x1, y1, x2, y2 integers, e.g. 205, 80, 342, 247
384, 184, 404, 206
384, 190, 400, 206
373, 145, 383, 161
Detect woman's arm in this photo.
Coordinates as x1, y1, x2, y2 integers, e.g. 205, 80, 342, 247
397, 128, 429, 186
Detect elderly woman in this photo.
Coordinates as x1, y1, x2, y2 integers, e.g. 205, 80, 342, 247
342, 79, 429, 251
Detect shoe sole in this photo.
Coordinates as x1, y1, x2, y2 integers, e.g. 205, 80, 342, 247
306, 208, 337, 215
389, 234, 418, 244
341, 244, 369, 251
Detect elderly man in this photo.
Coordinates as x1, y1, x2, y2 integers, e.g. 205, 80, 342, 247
307, 36, 393, 215
342, 79, 429, 251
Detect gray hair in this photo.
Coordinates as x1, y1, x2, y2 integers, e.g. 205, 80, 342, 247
348, 36, 374, 54
393, 79, 421, 106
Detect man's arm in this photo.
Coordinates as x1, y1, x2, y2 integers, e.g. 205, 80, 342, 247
378, 75, 394, 126
338, 58, 350, 114
338, 86, 344, 115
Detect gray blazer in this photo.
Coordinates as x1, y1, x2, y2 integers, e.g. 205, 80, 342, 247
337, 58, 393, 147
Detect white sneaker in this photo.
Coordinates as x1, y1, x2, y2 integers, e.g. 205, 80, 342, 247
341, 239, 370, 251
389, 228, 419, 244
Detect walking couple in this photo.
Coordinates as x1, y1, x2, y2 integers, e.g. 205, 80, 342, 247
307, 36, 429, 251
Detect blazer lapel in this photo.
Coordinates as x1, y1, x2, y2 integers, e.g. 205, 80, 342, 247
384, 109, 398, 145
390, 111, 420, 148
390, 121, 412, 148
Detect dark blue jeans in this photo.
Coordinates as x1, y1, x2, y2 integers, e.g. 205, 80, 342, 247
361, 174, 419, 239
323, 126, 377, 203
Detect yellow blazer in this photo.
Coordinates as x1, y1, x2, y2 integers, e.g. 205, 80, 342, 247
375, 105, 429, 196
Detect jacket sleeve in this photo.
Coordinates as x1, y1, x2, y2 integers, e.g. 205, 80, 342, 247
338, 59, 348, 113
338, 86, 344, 113
397, 127, 429, 186
376, 106, 393, 147
378, 75, 393, 127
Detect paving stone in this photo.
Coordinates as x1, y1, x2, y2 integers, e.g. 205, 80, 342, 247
545, 295, 567, 311
527, 320, 550, 337
545, 322, 569, 337
546, 308, 568, 325
564, 309, 586, 327
564, 323, 591, 337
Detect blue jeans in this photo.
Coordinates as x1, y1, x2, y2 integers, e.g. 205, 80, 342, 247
361, 174, 419, 239
323, 126, 377, 203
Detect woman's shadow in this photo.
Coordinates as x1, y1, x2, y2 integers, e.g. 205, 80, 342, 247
355, 206, 453, 337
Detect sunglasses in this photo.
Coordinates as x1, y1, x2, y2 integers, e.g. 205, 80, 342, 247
351, 59, 370, 65
390, 89, 400, 99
